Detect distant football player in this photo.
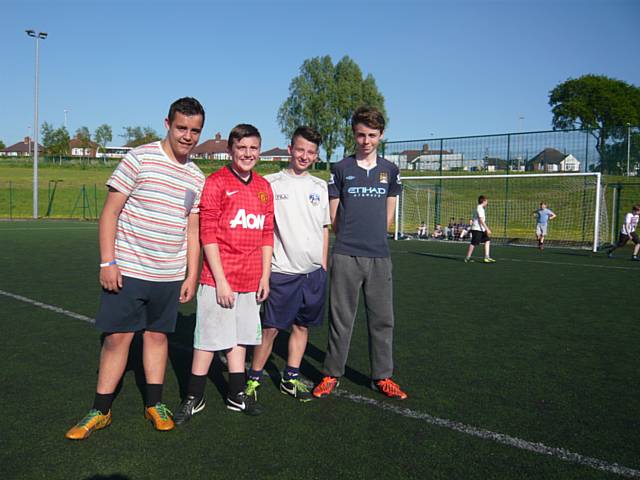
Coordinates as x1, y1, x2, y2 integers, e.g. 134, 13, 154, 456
464, 195, 495, 263
607, 205, 640, 260
533, 201, 557, 250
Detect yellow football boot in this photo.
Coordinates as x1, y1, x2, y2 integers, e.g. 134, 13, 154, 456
145, 403, 175, 431
65, 409, 112, 440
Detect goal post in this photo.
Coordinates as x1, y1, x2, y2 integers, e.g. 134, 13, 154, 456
395, 172, 608, 252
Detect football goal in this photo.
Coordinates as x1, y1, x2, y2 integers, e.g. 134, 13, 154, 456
394, 173, 607, 252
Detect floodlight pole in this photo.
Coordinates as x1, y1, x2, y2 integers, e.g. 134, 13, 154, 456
26, 29, 47, 219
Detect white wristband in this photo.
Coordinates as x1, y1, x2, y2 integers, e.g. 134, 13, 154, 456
100, 260, 117, 268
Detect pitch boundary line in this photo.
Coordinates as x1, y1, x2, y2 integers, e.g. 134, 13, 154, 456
2, 288, 639, 479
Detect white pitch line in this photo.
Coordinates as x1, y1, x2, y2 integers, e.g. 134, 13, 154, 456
0, 289, 95, 323
335, 391, 640, 479
3, 288, 639, 478
0, 226, 97, 231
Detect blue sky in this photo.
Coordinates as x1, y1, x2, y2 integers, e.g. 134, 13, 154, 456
2, 0, 638, 159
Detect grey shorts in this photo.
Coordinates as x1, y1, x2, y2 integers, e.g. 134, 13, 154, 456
194, 284, 262, 351
536, 223, 548, 236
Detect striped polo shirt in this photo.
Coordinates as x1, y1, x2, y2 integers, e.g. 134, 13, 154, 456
107, 141, 206, 282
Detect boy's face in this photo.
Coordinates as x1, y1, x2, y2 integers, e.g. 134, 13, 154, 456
353, 123, 383, 157
540, 203, 546, 209
164, 112, 203, 159
229, 136, 261, 174
288, 135, 319, 173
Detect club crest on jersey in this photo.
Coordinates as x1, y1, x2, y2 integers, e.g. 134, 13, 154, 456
230, 209, 265, 230
309, 192, 321, 206
257, 191, 269, 204
379, 172, 388, 184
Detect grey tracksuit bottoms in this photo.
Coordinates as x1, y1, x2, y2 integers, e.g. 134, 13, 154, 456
322, 253, 395, 379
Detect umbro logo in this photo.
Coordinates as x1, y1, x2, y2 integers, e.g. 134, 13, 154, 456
226, 190, 239, 197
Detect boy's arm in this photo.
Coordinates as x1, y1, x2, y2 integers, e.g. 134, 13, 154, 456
257, 246, 273, 302
179, 213, 200, 303
322, 226, 329, 270
386, 196, 398, 230
329, 198, 340, 232
203, 243, 235, 308
479, 217, 491, 235
99, 188, 128, 292
549, 211, 557, 220
257, 184, 275, 302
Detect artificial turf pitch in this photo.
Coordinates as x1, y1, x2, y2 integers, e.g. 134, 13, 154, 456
1, 221, 638, 480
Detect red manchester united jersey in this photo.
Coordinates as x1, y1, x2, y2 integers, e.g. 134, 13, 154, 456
199, 165, 274, 292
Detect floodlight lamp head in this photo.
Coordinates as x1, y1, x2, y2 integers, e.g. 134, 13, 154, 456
39, 32, 48, 39
26, 29, 36, 37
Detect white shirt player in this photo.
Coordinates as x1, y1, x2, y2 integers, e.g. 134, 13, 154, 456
621, 212, 639, 236
471, 205, 486, 232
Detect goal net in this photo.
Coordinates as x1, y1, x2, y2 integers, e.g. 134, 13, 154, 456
395, 173, 608, 251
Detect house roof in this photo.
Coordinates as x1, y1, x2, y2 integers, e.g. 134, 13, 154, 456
484, 157, 509, 166
261, 147, 289, 157
528, 148, 568, 165
2, 137, 43, 153
69, 136, 98, 149
400, 145, 453, 163
192, 132, 228, 155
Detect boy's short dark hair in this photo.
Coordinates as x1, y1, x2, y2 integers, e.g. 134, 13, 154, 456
351, 106, 385, 132
291, 126, 322, 148
632, 204, 640, 212
168, 97, 205, 126
228, 124, 261, 149
478, 195, 487, 204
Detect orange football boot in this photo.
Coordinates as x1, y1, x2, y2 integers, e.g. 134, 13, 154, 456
312, 376, 340, 398
65, 409, 112, 440
373, 378, 408, 400
145, 403, 175, 431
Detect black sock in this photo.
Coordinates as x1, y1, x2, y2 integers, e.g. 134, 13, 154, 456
145, 383, 163, 407
247, 369, 263, 382
228, 372, 245, 397
187, 373, 207, 399
92, 392, 114, 413
283, 366, 300, 380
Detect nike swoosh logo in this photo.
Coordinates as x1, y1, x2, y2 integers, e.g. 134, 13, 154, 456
226, 190, 239, 197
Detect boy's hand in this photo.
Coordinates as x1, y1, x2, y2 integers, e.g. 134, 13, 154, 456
216, 280, 235, 309
179, 276, 198, 304
256, 276, 270, 303
100, 265, 123, 292
486, 228, 492, 236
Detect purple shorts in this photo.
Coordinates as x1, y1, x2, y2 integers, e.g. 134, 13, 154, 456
262, 268, 327, 329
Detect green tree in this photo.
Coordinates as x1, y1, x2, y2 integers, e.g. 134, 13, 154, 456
279, 55, 387, 162
0, 140, 5, 150
120, 126, 161, 147
94, 124, 113, 157
603, 130, 640, 174
278, 56, 340, 162
335, 56, 386, 156
42, 122, 70, 159
549, 75, 640, 172
41, 122, 56, 153
75, 126, 93, 156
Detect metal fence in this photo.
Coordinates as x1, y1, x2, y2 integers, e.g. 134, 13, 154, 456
382, 126, 640, 175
